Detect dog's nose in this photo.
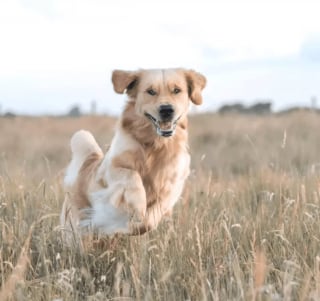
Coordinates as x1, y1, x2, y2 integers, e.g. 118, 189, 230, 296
159, 105, 174, 121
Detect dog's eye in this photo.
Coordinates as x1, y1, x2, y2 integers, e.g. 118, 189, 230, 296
147, 89, 157, 96
173, 88, 181, 94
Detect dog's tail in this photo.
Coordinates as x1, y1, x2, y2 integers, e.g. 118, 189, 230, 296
64, 130, 103, 188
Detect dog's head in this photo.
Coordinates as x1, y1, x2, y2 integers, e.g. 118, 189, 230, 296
112, 68, 206, 137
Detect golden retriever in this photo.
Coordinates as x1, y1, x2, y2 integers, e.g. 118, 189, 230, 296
61, 68, 206, 242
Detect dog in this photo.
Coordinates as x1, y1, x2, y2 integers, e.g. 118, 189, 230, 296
61, 68, 206, 243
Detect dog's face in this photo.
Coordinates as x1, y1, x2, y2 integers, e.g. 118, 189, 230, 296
112, 68, 206, 137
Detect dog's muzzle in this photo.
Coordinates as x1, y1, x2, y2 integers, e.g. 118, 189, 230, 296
144, 112, 180, 137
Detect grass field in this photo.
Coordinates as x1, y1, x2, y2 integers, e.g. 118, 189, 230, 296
1, 111, 320, 300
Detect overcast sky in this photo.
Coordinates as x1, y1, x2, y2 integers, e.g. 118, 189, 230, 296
0, 0, 320, 115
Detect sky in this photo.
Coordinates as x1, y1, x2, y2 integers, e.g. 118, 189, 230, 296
0, 0, 320, 115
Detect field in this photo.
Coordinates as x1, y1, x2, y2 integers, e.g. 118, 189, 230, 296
1, 111, 320, 300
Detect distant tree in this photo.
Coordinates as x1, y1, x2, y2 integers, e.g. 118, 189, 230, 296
67, 105, 81, 117
218, 101, 272, 115
311, 96, 317, 110
218, 103, 245, 114
91, 100, 97, 115
248, 102, 272, 114
4, 112, 16, 118
278, 107, 314, 115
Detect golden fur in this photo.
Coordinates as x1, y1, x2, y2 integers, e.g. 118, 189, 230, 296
61, 68, 206, 242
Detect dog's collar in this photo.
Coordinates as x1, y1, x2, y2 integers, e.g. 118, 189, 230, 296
144, 112, 180, 137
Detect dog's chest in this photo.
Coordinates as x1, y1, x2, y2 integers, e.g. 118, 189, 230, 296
142, 146, 190, 203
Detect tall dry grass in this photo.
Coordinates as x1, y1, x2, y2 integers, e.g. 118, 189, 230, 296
1, 111, 320, 300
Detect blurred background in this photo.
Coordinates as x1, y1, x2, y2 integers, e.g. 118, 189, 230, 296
0, 0, 320, 117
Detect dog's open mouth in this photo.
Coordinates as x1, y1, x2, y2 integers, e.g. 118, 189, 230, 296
144, 113, 180, 137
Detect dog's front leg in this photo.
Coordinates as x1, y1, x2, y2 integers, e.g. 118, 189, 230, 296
130, 161, 190, 235
109, 168, 146, 219
105, 152, 147, 220
129, 202, 169, 235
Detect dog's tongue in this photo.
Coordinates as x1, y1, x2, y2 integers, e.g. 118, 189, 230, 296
159, 121, 173, 131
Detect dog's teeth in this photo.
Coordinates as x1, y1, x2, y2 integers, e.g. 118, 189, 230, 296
159, 121, 173, 130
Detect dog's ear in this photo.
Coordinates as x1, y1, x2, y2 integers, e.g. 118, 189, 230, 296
184, 70, 206, 105
112, 70, 140, 96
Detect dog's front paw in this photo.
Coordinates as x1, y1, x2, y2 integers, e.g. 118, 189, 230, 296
123, 186, 147, 220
